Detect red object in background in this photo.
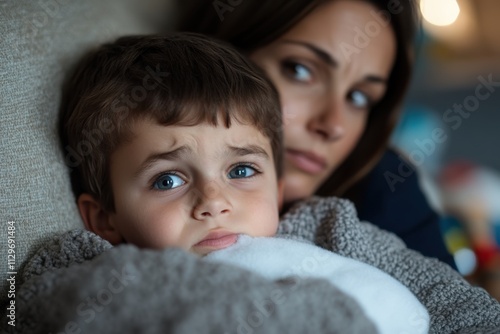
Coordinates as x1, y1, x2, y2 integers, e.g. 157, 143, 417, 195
439, 161, 475, 188
474, 244, 500, 269
438, 161, 500, 260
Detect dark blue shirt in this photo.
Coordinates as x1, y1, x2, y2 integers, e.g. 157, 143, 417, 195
347, 149, 457, 269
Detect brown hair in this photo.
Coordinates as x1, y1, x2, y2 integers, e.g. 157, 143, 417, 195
175, 0, 419, 197
59, 33, 283, 211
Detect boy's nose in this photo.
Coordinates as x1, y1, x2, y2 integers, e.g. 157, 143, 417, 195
192, 182, 231, 220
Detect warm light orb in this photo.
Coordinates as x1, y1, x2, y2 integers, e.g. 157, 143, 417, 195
420, 0, 460, 26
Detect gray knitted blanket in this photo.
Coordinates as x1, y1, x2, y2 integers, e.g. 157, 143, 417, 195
4, 196, 500, 333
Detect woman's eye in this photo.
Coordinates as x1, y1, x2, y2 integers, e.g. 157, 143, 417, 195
228, 165, 257, 179
349, 90, 370, 109
282, 61, 313, 83
152, 174, 185, 190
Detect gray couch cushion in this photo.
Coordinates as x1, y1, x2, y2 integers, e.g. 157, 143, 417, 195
0, 0, 173, 301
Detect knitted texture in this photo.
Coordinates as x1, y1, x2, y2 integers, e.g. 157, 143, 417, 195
19, 229, 112, 283
278, 196, 500, 334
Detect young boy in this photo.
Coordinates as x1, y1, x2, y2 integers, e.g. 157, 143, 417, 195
62, 33, 284, 255
8, 33, 499, 334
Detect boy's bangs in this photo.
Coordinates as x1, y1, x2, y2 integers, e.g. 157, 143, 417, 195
134, 76, 270, 130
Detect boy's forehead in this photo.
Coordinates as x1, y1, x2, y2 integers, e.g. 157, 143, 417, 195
129, 118, 272, 154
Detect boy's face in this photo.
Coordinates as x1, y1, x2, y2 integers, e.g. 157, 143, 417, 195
105, 118, 281, 256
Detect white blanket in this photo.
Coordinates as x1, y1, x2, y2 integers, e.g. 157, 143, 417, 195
205, 235, 429, 334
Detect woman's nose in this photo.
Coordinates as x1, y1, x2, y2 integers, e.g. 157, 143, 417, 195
307, 96, 346, 141
192, 182, 231, 220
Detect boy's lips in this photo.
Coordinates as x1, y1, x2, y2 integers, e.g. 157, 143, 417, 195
194, 230, 239, 250
285, 149, 327, 174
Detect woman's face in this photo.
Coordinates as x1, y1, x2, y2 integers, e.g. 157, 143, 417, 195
250, 0, 396, 203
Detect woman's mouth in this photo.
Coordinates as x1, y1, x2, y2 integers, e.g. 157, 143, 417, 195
285, 149, 327, 174
194, 231, 239, 250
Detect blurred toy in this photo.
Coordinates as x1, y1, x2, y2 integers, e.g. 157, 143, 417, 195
438, 161, 500, 300
438, 214, 476, 276
391, 106, 500, 299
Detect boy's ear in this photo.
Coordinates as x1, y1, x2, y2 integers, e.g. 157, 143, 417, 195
77, 193, 123, 245
277, 179, 285, 211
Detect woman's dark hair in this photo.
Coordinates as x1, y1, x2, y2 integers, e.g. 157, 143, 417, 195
175, 0, 419, 197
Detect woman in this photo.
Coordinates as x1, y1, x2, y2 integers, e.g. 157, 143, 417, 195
175, 0, 456, 267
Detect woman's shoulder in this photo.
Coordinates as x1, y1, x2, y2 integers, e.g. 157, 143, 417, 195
348, 148, 456, 267
350, 148, 431, 231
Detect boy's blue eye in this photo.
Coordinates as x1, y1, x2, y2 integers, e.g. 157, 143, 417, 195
153, 174, 185, 190
228, 165, 256, 179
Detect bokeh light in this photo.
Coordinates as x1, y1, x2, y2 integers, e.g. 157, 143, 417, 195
420, 0, 461, 26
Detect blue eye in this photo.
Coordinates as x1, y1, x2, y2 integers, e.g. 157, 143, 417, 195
153, 174, 185, 190
350, 90, 370, 109
228, 165, 257, 179
282, 61, 312, 83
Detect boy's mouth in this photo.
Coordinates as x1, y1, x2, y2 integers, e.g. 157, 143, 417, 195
193, 230, 239, 250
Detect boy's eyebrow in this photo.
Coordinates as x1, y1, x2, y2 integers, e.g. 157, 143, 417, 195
134, 146, 190, 178
227, 145, 270, 159
134, 144, 270, 178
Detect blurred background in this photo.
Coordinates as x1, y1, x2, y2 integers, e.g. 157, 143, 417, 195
391, 0, 500, 298
395, 0, 500, 173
